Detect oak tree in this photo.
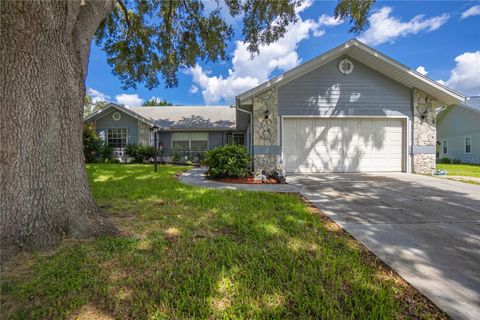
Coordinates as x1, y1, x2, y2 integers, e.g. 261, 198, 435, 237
0, 0, 373, 257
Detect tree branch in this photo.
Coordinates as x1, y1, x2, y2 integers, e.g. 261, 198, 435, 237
117, 0, 131, 29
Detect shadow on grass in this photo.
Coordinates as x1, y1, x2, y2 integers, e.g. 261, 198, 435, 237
0, 164, 447, 319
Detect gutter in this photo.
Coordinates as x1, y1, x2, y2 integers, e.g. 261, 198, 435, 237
236, 97, 254, 171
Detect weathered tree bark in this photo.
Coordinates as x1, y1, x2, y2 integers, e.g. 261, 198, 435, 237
1, 0, 117, 259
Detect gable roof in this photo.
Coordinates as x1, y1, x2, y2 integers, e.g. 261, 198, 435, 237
237, 39, 465, 106
84, 103, 154, 125
130, 106, 236, 130
83, 103, 237, 130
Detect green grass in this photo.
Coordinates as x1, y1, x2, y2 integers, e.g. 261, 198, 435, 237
436, 163, 480, 178
1, 164, 444, 319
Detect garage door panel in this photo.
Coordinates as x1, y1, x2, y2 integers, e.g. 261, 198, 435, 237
283, 118, 404, 173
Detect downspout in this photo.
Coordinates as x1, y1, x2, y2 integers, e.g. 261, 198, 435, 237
236, 97, 254, 172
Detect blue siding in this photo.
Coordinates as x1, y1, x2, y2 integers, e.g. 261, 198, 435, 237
95, 109, 139, 144
437, 106, 480, 163
278, 56, 412, 117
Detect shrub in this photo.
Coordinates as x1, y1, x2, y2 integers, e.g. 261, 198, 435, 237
125, 144, 156, 163
125, 144, 139, 159
204, 144, 250, 178
452, 159, 461, 164
83, 126, 102, 163
137, 144, 156, 163
438, 157, 451, 164
100, 144, 113, 162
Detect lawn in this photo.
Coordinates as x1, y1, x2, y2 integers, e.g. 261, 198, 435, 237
436, 163, 480, 178
1, 164, 444, 319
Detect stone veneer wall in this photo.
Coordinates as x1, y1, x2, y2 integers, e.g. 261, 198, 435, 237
252, 87, 282, 174
138, 121, 151, 145
412, 88, 437, 174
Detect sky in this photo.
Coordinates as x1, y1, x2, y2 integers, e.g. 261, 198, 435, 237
86, 0, 480, 107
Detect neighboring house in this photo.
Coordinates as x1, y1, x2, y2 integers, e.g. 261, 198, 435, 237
84, 39, 465, 175
437, 97, 480, 163
84, 105, 250, 162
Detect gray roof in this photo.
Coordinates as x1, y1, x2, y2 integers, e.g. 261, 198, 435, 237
129, 106, 236, 130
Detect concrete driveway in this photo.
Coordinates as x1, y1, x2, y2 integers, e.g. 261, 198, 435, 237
288, 173, 480, 320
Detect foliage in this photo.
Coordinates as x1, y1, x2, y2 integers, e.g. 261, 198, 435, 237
335, 0, 375, 33
170, 148, 181, 163
100, 143, 113, 162
0, 164, 445, 319
452, 159, 461, 164
82, 126, 102, 163
94, 0, 374, 89
142, 97, 173, 106
437, 157, 451, 164
124, 143, 156, 163
84, 96, 110, 116
204, 144, 250, 178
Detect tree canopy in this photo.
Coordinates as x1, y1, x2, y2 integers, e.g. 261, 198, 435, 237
95, 0, 374, 90
142, 97, 173, 106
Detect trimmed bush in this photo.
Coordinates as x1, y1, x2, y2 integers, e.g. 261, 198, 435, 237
204, 144, 250, 178
83, 126, 102, 163
100, 144, 113, 162
438, 157, 451, 164
124, 144, 156, 163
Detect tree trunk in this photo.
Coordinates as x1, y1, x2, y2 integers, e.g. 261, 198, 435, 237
1, 0, 117, 259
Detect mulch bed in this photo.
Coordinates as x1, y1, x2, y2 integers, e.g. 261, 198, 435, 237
212, 176, 279, 184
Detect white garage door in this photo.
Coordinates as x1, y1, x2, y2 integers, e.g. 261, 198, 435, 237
283, 118, 404, 173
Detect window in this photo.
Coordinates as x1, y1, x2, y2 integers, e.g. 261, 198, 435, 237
465, 137, 472, 154
227, 132, 245, 145
442, 140, 448, 154
171, 132, 208, 150
107, 128, 127, 148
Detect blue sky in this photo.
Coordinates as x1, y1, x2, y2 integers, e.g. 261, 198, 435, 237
86, 0, 480, 106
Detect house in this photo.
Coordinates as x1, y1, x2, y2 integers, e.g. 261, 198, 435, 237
236, 39, 464, 175
437, 97, 480, 163
83, 105, 250, 162
84, 39, 465, 174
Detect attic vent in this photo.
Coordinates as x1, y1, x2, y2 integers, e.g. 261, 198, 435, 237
338, 58, 354, 75
112, 112, 121, 121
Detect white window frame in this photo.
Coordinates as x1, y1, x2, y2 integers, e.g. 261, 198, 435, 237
442, 140, 448, 155
464, 137, 472, 154
107, 128, 128, 148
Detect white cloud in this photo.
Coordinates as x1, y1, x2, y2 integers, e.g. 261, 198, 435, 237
461, 5, 480, 19
436, 79, 446, 85
443, 51, 480, 95
188, 2, 321, 104
189, 85, 199, 94
416, 66, 428, 75
359, 7, 449, 45
87, 88, 110, 103
115, 93, 144, 107
311, 13, 343, 37
318, 14, 344, 26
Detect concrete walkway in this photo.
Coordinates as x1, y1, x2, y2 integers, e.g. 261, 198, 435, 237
179, 168, 480, 320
